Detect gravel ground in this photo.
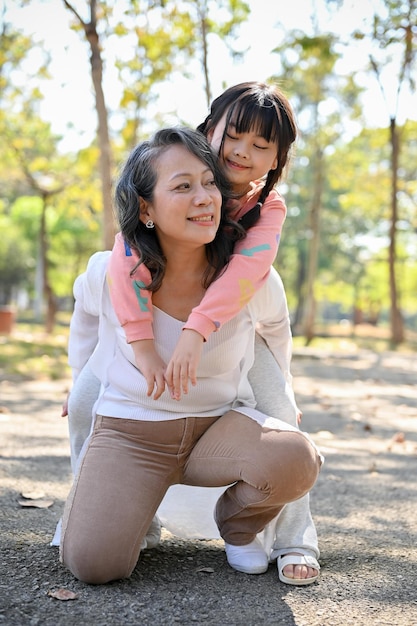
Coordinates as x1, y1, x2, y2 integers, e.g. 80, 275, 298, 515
1, 348, 417, 626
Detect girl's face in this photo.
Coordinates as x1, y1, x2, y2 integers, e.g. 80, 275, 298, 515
139, 144, 222, 252
208, 112, 278, 196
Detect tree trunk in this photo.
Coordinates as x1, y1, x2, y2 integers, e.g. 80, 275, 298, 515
39, 194, 57, 333
292, 244, 307, 331
302, 145, 324, 345
85, 22, 115, 250
197, 0, 211, 108
388, 117, 404, 344
63, 0, 116, 250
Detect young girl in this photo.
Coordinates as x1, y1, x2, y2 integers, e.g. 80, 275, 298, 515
107, 82, 296, 402
94, 84, 320, 585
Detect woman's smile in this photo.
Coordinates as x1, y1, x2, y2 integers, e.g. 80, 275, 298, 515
187, 214, 215, 223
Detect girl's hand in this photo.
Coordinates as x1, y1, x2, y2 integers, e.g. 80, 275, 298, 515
165, 330, 204, 401
131, 339, 167, 400
61, 393, 69, 417
296, 407, 303, 425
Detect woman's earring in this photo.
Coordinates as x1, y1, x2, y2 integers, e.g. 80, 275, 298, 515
145, 219, 154, 229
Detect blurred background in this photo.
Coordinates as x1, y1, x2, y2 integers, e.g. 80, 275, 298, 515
1, 0, 416, 381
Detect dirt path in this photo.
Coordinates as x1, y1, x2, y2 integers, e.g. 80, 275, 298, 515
1, 349, 416, 626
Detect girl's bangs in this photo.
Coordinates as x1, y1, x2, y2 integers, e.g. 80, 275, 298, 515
231, 99, 280, 144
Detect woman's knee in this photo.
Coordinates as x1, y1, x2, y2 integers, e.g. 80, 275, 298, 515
269, 430, 321, 498
61, 539, 135, 584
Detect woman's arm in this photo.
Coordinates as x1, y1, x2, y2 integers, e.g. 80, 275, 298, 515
68, 252, 109, 382
248, 266, 293, 384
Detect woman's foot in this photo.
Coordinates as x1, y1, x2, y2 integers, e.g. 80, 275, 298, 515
278, 552, 320, 585
225, 538, 269, 574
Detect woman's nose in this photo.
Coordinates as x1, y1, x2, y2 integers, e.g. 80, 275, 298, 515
194, 185, 212, 205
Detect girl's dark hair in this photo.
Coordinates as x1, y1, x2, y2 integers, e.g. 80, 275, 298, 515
114, 126, 245, 291
197, 82, 297, 229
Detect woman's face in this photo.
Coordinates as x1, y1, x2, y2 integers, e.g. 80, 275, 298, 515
140, 144, 222, 251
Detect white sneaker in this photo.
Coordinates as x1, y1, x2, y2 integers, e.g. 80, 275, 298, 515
224, 538, 269, 574
141, 515, 162, 550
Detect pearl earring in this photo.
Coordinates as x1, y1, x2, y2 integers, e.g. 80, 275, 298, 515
145, 219, 154, 229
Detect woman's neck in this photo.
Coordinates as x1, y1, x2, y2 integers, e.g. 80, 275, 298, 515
152, 247, 208, 321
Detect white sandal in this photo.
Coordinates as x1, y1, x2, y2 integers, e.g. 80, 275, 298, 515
278, 554, 320, 586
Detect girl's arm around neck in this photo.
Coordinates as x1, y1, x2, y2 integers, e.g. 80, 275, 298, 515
183, 190, 287, 340
107, 232, 154, 343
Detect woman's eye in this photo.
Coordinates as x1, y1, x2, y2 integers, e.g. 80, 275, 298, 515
176, 182, 190, 190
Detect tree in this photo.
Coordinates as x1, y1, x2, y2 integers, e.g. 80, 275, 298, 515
354, 0, 417, 344
62, 0, 250, 242
6, 114, 72, 331
181, 0, 250, 107
270, 30, 362, 342
63, 0, 115, 250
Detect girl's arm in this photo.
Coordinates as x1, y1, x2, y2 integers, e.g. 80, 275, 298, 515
107, 233, 167, 399
185, 190, 286, 339
166, 191, 286, 398
107, 232, 154, 342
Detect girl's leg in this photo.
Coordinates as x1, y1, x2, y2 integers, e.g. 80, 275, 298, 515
183, 411, 321, 546
60, 415, 217, 584
248, 333, 298, 427
67, 364, 101, 474
249, 334, 320, 581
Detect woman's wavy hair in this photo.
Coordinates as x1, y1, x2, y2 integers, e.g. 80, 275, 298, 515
197, 82, 297, 230
114, 127, 245, 291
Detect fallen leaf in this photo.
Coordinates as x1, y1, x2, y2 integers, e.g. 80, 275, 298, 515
48, 588, 78, 601
387, 431, 406, 451
21, 490, 46, 500
18, 499, 54, 509
196, 567, 214, 574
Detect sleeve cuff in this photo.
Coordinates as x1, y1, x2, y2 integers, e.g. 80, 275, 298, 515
123, 320, 154, 343
183, 312, 219, 342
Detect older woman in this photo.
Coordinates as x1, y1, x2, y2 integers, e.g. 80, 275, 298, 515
60, 127, 321, 585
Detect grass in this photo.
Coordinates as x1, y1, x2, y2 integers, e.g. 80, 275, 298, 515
0, 315, 71, 382
1, 317, 416, 383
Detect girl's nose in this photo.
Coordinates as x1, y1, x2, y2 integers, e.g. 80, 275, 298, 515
233, 140, 248, 158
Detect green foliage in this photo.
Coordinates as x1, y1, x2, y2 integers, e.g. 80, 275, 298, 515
1, 0, 416, 335
0, 209, 34, 305
0, 317, 70, 381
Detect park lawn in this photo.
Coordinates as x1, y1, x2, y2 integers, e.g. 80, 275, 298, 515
0, 317, 71, 381
1, 317, 415, 383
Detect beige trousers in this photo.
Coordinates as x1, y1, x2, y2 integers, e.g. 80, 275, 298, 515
61, 411, 320, 584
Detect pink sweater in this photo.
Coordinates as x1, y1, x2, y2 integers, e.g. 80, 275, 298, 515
107, 181, 287, 342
